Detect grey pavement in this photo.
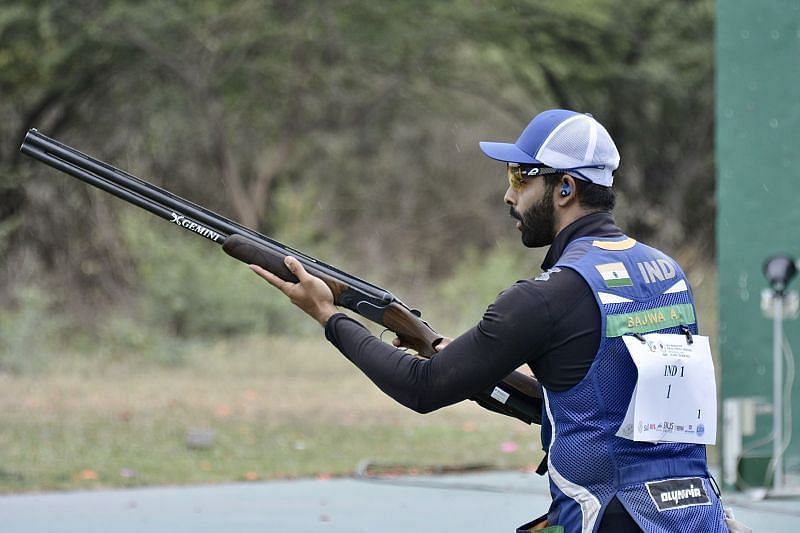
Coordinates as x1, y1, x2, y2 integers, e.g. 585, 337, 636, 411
0, 470, 798, 532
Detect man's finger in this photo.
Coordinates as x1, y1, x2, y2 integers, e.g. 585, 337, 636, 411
249, 264, 292, 293
434, 337, 453, 352
284, 256, 312, 282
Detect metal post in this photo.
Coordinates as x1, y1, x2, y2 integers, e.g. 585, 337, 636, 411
772, 294, 784, 492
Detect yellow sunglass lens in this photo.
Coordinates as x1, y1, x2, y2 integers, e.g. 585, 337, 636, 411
507, 165, 525, 190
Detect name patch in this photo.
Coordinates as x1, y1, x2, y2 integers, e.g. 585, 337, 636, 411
645, 477, 711, 511
606, 303, 695, 337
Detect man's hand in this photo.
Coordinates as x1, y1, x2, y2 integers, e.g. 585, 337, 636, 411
250, 257, 338, 327
392, 336, 453, 353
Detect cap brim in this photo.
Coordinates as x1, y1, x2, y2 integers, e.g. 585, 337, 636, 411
479, 141, 541, 164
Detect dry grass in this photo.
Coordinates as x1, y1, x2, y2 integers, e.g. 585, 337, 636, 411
0, 335, 540, 493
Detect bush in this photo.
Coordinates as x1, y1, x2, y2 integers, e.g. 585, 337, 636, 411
120, 211, 316, 339
432, 241, 546, 333
0, 286, 59, 374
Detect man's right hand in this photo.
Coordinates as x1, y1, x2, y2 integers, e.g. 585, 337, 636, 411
392, 335, 453, 353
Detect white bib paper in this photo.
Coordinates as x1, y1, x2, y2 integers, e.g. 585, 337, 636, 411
616, 333, 717, 445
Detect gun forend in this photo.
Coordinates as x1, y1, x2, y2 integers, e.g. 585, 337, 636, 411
223, 233, 443, 353
223, 234, 349, 298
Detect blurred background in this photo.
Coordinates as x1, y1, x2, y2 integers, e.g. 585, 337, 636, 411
0, 0, 716, 336
0, 0, 741, 494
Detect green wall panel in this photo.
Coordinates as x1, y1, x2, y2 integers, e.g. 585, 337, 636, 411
717, 0, 800, 478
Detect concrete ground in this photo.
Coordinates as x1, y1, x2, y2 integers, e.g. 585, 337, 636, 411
0, 470, 798, 532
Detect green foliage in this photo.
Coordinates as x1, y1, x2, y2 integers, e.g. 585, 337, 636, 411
0, 0, 716, 339
459, 0, 715, 251
0, 285, 59, 374
93, 315, 198, 368
119, 210, 314, 339
433, 242, 546, 332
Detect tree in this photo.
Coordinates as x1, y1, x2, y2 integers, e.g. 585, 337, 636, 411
0, 0, 715, 333
456, 0, 715, 258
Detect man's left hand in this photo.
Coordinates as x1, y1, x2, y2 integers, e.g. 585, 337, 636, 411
250, 257, 338, 327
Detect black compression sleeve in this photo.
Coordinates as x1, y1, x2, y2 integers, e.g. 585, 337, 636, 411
324, 281, 554, 413
325, 314, 444, 413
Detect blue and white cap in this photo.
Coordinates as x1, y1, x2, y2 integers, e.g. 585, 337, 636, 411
479, 109, 620, 187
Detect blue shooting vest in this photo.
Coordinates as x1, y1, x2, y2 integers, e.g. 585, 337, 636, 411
540, 236, 727, 532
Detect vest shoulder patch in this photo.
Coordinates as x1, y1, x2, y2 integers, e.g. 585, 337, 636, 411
592, 237, 637, 251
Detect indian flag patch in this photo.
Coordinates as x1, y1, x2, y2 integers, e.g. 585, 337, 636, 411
595, 262, 633, 288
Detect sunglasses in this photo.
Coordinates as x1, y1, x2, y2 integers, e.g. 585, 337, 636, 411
506, 163, 563, 191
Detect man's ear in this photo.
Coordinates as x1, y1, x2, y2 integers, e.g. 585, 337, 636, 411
556, 174, 577, 206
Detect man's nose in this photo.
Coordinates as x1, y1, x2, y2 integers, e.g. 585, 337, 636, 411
504, 187, 516, 206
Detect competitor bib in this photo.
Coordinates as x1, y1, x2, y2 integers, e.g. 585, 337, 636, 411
616, 333, 717, 445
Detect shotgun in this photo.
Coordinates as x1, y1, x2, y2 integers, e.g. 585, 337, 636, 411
20, 129, 543, 424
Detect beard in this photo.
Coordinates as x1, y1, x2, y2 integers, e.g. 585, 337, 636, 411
510, 183, 557, 248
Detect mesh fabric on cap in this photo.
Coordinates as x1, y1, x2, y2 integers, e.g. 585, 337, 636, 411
536, 114, 620, 186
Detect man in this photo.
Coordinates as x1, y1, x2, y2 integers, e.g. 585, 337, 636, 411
250, 109, 728, 532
